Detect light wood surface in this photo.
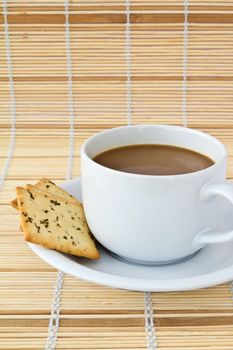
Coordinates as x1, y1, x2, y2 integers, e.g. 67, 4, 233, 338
1, 1, 233, 349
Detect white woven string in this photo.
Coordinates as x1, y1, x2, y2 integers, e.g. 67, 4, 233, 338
182, 0, 189, 128
0, 0, 16, 192
45, 0, 75, 348
125, 0, 132, 125
125, 0, 156, 348
144, 292, 157, 350
45, 270, 64, 350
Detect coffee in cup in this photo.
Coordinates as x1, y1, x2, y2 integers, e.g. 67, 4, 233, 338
93, 144, 214, 176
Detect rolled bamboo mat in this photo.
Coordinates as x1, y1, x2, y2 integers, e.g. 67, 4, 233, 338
1, 1, 233, 349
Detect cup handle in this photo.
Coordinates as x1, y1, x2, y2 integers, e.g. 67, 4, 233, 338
192, 181, 233, 249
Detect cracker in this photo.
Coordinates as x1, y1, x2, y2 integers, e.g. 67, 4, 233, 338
16, 186, 99, 259
11, 178, 78, 210
36, 178, 78, 204
25, 184, 80, 206
11, 198, 18, 210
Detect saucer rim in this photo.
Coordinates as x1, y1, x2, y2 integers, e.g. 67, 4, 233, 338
28, 241, 233, 292
27, 177, 233, 292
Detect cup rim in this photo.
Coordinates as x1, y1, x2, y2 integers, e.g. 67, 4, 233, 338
81, 124, 227, 179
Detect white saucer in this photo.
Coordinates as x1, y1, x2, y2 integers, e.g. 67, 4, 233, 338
28, 178, 233, 292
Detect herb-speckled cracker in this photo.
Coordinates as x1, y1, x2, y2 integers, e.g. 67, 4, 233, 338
16, 186, 99, 259
36, 178, 78, 204
11, 178, 78, 210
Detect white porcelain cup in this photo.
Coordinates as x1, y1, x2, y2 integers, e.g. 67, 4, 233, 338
81, 125, 233, 265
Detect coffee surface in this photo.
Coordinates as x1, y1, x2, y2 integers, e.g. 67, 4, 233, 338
93, 144, 214, 175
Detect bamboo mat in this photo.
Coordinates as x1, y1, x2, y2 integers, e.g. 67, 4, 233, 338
1, 130, 233, 349
2, 0, 233, 349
